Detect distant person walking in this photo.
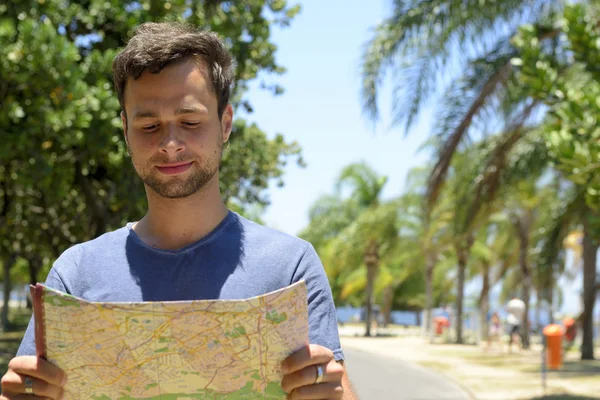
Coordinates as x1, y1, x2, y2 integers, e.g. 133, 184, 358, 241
506, 296, 526, 353
485, 312, 502, 352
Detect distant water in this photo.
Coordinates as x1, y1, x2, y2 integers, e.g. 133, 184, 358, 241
337, 305, 578, 330
337, 306, 420, 325
0, 285, 30, 302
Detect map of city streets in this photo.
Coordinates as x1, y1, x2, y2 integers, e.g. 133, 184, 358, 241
30, 281, 309, 399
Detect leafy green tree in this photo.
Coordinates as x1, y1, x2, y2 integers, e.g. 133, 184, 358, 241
512, 1, 600, 359
0, 0, 303, 329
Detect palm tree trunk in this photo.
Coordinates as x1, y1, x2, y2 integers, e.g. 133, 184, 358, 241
365, 264, 376, 337
534, 291, 541, 333
382, 286, 393, 327
479, 263, 491, 341
581, 218, 597, 360
364, 240, 379, 337
513, 212, 532, 349
456, 255, 466, 344
547, 286, 554, 325
455, 236, 473, 345
518, 229, 531, 350
425, 252, 435, 341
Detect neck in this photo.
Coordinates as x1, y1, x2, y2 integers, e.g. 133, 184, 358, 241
133, 176, 229, 250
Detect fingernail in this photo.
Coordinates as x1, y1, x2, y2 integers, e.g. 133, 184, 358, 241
281, 364, 288, 374
62, 375, 68, 386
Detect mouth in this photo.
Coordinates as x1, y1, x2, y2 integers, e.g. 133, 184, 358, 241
155, 161, 193, 175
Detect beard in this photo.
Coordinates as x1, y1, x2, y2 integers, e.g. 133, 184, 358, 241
130, 142, 222, 199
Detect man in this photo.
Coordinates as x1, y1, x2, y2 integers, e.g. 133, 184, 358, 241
0, 22, 355, 400
506, 296, 526, 353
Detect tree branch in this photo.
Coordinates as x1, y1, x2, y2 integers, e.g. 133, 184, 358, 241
74, 158, 106, 238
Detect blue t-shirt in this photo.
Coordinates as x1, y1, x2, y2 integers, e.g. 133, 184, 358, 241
17, 212, 344, 361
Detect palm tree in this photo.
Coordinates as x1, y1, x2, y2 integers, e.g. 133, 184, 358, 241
503, 180, 550, 349
361, 0, 564, 210
469, 216, 518, 342
300, 162, 397, 336
398, 168, 454, 340
330, 199, 399, 337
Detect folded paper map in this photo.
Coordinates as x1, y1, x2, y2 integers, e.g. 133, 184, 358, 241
30, 281, 309, 399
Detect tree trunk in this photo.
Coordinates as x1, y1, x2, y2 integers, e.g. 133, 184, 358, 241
455, 234, 475, 344
455, 236, 473, 345
382, 286, 393, 327
27, 255, 42, 286
364, 240, 379, 337
479, 263, 491, 342
547, 286, 554, 326
26, 256, 42, 310
415, 310, 421, 327
424, 252, 435, 342
534, 292, 541, 334
364, 264, 376, 337
2, 254, 16, 331
514, 212, 532, 350
581, 218, 597, 360
456, 256, 466, 344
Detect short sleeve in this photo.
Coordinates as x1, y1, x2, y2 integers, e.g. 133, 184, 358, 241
291, 244, 344, 361
16, 267, 69, 356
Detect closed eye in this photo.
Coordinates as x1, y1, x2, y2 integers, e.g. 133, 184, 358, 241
183, 122, 201, 127
142, 124, 159, 132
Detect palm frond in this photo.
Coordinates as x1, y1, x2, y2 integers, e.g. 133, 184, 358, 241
427, 54, 515, 208
335, 162, 388, 207
361, 0, 563, 129
461, 100, 539, 232
536, 187, 584, 285
361, 20, 407, 122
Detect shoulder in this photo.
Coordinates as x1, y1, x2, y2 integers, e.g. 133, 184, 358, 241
51, 226, 130, 276
233, 213, 313, 255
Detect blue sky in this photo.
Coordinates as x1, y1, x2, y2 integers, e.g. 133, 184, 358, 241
242, 0, 584, 316
244, 0, 432, 235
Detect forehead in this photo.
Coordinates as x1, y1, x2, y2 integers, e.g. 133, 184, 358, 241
123, 59, 215, 111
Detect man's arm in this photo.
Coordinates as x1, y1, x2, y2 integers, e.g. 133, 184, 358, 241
339, 361, 358, 400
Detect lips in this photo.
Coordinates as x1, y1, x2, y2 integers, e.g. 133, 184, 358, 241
156, 161, 193, 175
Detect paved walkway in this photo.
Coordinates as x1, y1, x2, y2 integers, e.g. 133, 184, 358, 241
341, 333, 600, 400
344, 347, 471, 400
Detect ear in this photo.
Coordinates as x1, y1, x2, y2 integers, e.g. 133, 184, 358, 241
220, 104, 233, 144
121, 111, 129, 146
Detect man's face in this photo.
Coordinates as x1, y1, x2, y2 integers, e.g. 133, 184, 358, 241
121, 59, 232, 199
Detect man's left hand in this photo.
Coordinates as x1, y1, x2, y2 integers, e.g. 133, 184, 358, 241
281, 344, 344, 399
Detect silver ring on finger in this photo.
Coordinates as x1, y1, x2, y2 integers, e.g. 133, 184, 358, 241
24, 375, 34, 395
314, 364, 324, 384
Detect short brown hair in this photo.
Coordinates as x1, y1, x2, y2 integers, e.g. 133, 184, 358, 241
112, 22, 235, 118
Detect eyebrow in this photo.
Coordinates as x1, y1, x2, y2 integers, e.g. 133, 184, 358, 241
132, 106, 208, 120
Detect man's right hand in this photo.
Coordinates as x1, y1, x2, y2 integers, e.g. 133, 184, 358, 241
1, 356, 67, 399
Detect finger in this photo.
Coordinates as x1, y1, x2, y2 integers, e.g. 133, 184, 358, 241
282, 344, 334, 374
281, 359, 344, 393
8, 357, 67, 387
1, 370, 63, 400
288, 382, 344, 399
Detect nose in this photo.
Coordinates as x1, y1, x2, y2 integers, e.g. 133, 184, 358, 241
159, 123, 185, 156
